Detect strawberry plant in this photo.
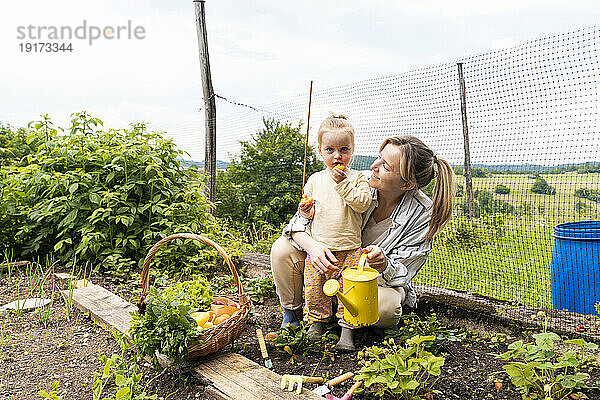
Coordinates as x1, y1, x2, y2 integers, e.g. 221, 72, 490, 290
355, 336, 444, 399
494, 313, 599, 399
384, 312, 465, 354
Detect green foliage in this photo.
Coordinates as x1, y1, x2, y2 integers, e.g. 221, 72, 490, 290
458, 190, 515, 216
215, 118, 323, 227
438, 214, 506, 249
471, 167, 489, 178
455, 183, 463, 197
0, 121, 37, 166
495, 184, 510, 195
245, 276, 276, 303
531, 176, 556, 195
92, 349, 156, 400
160, 275, 213, 311
574, 187, 600, 203
355, 336, 444, 399
237, 221, 284, 254
129, 286, 203, 367
274, 323, 337, 356
0, 112, 243, 275
38, 381, 64, 400
384, 313, 465, 353
496, 333, 598, 399
576, 162, 600, 174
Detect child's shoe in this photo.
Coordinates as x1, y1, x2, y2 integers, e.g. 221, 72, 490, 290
307, 321, 326, 342
334, 327, 355, 352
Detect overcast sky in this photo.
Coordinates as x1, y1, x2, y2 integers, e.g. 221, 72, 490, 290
1, 0, 598, 160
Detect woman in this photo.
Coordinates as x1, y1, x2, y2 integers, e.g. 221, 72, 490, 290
271, 136, 455, 351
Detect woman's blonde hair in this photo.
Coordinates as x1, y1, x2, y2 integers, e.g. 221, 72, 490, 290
380, 136, 455, 239
317, 113, 355, 146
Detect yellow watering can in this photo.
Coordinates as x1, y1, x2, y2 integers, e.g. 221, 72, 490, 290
322, 252, 379, 327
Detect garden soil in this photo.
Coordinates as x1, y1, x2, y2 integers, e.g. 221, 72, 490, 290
1, 265, 599, 400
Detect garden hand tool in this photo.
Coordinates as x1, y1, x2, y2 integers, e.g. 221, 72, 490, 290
255, 328, 272, 369
325, 380, 362, 400
280, 374, 324, 394
312, 372, 354, 396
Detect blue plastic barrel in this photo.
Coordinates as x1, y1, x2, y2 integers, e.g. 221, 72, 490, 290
550, 220, 600, 315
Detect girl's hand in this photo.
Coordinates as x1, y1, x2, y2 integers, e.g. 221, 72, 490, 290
363, 245, 387, 272
331, 165, 347, 184
298, 196, 314, 218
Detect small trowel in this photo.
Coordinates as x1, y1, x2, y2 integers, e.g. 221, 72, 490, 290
256, 328, 272, 369
312, 372, 354, 396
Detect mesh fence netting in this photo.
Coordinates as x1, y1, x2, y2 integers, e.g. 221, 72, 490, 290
204, 25, 600, 335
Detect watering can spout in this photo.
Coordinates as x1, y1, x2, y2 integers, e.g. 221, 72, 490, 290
323, 279, 359, 317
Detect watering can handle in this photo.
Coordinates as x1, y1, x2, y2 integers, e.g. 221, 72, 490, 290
357, 252, 368, 274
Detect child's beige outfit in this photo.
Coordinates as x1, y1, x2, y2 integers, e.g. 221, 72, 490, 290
302, 168, 372, 327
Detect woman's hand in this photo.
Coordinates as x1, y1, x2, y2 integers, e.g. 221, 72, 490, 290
363, 245, 387, 272
291, 232, 339, 274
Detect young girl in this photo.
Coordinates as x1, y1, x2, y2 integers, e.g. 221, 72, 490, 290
299, 114, 372, 351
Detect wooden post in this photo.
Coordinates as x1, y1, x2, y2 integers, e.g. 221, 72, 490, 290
194, 0, 217, 212
457, 63, 475, 219
301, 81, 313, 192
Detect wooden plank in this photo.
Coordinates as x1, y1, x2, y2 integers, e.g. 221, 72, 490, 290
0, 260, 30, 270
195, 353, 322, 400
61, 284, 136, 335
55, 273, 92, 288
54, 272, 76, 281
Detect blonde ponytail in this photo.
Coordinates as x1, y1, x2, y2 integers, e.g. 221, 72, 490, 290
428, 156, 455, 239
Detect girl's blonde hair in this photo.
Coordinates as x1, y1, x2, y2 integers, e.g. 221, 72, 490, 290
380, 136, 455, 239
317, 113, 355, 146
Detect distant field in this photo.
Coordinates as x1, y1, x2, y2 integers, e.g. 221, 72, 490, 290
455, 172, 600, 222
415, 172, 599, 310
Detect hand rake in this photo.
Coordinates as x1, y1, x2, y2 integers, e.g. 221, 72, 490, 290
280, 374, 324, 394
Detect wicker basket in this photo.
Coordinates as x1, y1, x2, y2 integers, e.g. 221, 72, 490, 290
139, 233, 252, 359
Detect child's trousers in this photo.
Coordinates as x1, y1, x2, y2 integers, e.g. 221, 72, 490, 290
304, 248, 363, 329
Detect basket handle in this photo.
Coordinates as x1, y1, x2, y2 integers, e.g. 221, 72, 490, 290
139, 233, 248, 305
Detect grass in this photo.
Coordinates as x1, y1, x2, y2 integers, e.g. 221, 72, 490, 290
418, 220, 553, 308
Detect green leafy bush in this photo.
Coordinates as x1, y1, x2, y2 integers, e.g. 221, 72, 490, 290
0, 122, 37, 166
495, 184, 510, 194
274, 323, 337, 356
439, 214, 506, 249
458, 190, 514, 216
245, 276, 276, 303
574, 187, 600, 203
531, 176, 556, 195
356, 336, 444, 399
455, 183, 464, 197
384, 312, 465, 354
215, 118, 323, 227
0, 112, 244, 276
